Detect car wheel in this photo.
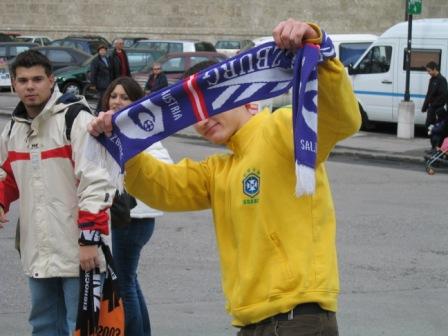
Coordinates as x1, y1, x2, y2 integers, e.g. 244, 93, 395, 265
62, 82, 81, 95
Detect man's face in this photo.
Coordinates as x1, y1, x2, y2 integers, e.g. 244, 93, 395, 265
115, 40, 124, 51
13, 65, 54, 113
98, 47, 107, 56
426, 68, 437, 77
194, 107, 250, 145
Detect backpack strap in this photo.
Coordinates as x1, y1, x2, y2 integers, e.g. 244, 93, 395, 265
65, 103, 92, 141
7, 119, 15, 138
55, 92, 93, 141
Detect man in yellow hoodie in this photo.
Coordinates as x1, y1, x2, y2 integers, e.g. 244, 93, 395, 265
89, 18, 361, 336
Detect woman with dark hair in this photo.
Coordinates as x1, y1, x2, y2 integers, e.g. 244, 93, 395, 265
102, 76, 172, 336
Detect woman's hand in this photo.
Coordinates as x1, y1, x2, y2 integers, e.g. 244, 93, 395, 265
273, 18, 318, 50
87, 110, 115, 137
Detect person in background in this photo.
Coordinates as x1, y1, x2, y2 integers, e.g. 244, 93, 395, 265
0, 49, 114, 335
422, 61, 448, 130
101, 76, 172, 336
109, 38, 131, 80
88, 18, 361, 336
144, 62, 168, 94
90, 44, 112, 113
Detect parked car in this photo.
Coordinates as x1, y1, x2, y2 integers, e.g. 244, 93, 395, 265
33, 46, 91, 71
112, 37, 147, 48
133, 40, 216, 53
15, 35, 52, 46
215, 39, 254, 57
54, 48, 166, 96
0, 42, 39, 61
132, 51, 227, 88
50, 38, 103, 55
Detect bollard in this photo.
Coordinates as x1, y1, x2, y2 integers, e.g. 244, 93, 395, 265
397, 100, 415, 139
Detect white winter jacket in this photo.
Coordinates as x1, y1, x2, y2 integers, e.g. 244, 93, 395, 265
0, 89, 115, 278
130, 142, 172, 219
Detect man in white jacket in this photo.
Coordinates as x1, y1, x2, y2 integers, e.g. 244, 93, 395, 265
0, 49, 115, 335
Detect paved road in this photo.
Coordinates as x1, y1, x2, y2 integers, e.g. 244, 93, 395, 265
0, 133, 447, 336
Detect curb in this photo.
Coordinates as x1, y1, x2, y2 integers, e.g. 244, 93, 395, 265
172, 133, 426, 165
331, 147, 425, 164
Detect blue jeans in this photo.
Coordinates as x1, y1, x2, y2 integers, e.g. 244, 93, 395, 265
112, 217, 155, 336
28, 277, 79, 336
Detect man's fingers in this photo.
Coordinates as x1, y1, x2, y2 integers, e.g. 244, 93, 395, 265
272, 19, 318, 51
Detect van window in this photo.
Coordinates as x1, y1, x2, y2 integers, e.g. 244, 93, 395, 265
402, 49, 441, 71
356, 46, 392, 74
339, 42, 372, 66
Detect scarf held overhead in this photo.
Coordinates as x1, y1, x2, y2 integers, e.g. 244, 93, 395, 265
93, 33, 335, 196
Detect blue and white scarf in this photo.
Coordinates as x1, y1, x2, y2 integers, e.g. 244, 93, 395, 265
90, 33, 335, 196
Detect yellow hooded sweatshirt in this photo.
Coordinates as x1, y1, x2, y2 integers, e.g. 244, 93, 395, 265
124, 37, 361, 326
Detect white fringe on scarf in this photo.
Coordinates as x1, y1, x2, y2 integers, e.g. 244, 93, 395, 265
85, 135, 125, 193
295, 163, 315, 197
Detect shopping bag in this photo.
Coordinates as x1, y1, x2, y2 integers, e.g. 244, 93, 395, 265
74, 242, 125, 336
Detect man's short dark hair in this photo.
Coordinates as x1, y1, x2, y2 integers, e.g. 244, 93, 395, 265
425, 61, 438, 71
183, 60, 218, 79
10, 49, 52, 78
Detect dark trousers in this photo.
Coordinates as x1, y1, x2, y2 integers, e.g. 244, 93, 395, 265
112, 218, 155, 336
95, 90, 106, 114
237, 306, 338, 336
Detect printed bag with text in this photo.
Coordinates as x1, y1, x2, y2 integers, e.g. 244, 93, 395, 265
74, 242, 125, 336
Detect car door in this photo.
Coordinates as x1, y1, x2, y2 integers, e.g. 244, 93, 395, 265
351, 43, 395, 122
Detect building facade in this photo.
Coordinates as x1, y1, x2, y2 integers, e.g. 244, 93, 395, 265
2, 0, 448, 42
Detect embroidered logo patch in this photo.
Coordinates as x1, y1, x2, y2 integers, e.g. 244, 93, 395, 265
242, 169, 260, 205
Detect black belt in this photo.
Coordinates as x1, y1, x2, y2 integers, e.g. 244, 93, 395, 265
243, 303, 327, 329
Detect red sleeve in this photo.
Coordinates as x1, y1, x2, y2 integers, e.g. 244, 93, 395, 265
0, 157, 19, 212
78, 209, 110, 235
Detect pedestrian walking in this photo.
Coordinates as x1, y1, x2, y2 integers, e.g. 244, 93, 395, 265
100, 76, 172, 336
109, 38, 130, 80
144, 62, 168, 94
422, 61, 448, 130
0, 50, 115, 335
90, 44, 112, 113
88, 18, 361, 336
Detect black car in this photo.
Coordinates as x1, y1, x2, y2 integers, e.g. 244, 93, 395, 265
0, 42, 39, 61
0, 33, 14, 42
49, 38, 103, 55
33, 46, 91, 71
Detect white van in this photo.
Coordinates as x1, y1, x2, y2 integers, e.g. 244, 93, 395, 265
271, 33, 377, 108
348, 18, 448, 127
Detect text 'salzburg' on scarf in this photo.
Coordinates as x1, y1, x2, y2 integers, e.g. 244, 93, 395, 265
89, 32, 335, 196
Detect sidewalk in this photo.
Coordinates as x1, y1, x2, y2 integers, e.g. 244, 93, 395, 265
174, 125, 429, 164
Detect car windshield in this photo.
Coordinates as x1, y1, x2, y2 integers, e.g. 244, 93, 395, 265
82, 55, 96, 66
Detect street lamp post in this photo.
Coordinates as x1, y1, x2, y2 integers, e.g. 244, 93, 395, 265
397, 0, 421, 139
